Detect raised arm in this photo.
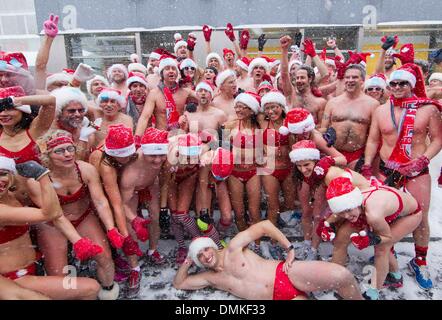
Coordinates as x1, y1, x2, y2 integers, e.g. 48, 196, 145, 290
173, 258, 212, 290
279, 35, 294, 97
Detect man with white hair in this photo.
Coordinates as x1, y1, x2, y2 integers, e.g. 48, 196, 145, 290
107, 64, 129, 97
212, 69, 238, 122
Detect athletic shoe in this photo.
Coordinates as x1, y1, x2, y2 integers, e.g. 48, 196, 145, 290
408, 258, 433, 290
114, 256, 130, 282
362, 288, 379, 300
383, 272, 403, 289
176, 247, 188, 265
147, 250, 166, 265
126, 270, 141, 299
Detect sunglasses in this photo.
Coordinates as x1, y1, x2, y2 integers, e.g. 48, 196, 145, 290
389, 81, 409, 88
0, 97, 14, 112
366, 87, 383, 92
53, 145, 76, 155
65, 108, 86, 114
184, 67, 196, 71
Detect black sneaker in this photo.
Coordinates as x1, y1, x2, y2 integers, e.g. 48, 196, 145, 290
159, 207, 170, 234
383, 273, 403, 289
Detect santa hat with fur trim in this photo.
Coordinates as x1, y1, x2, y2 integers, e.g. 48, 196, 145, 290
45, 71, 73, 90
158, 56, 179, 76
234, 91, 261, 114
326, 177, 363, 214
178, 133, 202, 156
0, 86, 31, 114
206, 52, 224, 69
126, 71, 148, 89
223, 48, 235, 57
107, 64, 128, 81
429, 72, 442, 83
279, 108, 315, 136
188, 236, 218, 268
248, 57, 270, 76
211, 147, 234, 181
149, 49, 163, 61
236, 56, 252, 71
141, 127, 169, 155
215, 69, 236, 87
174, 33, 188, 54
104, 124, 136, 157
289, 140, 320, 163
128, 63, 148, 76
289, 60, 303, 71
261, 90, 287, 113
257, 81, 274, 96
51, 86, 88, 115
0, 155, 17, 174
195, 81, 214, 97
364, 73, 387, 90
179, 58, 197, 70
97, 87, 126, 108
86, 75, 109, 95
388, 63, 428, 98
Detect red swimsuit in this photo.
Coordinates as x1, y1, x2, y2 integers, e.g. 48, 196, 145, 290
0, 129, 40, 163
263, 121, 292, 183
231, 121, 258, 183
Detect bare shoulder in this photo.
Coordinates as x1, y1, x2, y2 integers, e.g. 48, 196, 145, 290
76, 160, 98, 178
326, 95, 341, 107
362, 94, 380, 108
223, 119, 238, 130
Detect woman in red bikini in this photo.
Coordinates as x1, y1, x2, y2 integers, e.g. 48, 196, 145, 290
257, 90, 296, 258
281, 108, 346, 260
0, 155, 100, 299
36, 129, 126, 299
324, 177, 422, 300
224, 92, 262, 239
0, 86, 55, 164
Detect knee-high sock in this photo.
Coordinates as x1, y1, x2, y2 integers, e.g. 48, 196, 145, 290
203, 224, 223, 248
171, 211, 186, 248
174, 210, 201, 239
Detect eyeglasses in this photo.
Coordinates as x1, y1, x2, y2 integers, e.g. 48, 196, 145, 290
65, 108, 86, 114
205, 69, 215, 74
366, 87, 383, 92
389, 81, 409, 88
53, 145, 76, 155
184, 67, 196, 71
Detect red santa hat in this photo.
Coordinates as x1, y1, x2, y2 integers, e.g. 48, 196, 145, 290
289, 59, 303, 72
178, 133, 202, 156
248, 57, 270, 76
174, 33, 188, 54
179, 58, 197, 70
206, 52, 224, 69
215, 69, 236, 87
104, 124, 136, 157
149, 49, 163, 61
158, 56, 179, 76
223, 48, 235, 57
261, 55, 280, 69
106, 64, 129, 80
388, 63, 428, 98
234, 91, 261, 114
86, 75, 110, 95
261, 90, 287, 113
211, 147, 234, 181
45, 70, 74, 90
0, 51, 30, 75
429, 72, 442, 83
257, 81, 274, 95
236, 56, 252, 71
51, 86, 88, 115
289, 140, 320, 163
0, 155, 17, 174
364, 73, 387, 90
188, 236, 218, 268
195, 81, 214, 97
0, 86, 31, 114
126, 71, 148, 89
326, 177, 363, 214
393, 43, 415, 65
279, 108, 315, 136
97, 87, 126, 108
128, 63, 148, 76
141, 127, 169, 155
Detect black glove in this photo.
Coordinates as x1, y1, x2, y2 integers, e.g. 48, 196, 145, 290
185, 103, 197, 113
16, 161, 50, 181
258, 34, 267, 51
294, 32, 303, 47
0, 97, 14, 111
322, 127, 337, 147
381, 35, 396, 51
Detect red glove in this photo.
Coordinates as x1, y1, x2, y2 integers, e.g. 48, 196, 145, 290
131, 216, 151, 242
134, 135, 141, 150
107, 228, 125, 249
43, 14, 59, 38
360, 164, 373, 180
187, 33, 197, 51
316, 219, 336, 242
305, 156, 335, 187
202, 25, 212, 42
225, 23, 236, 42
122, 236, 143, 257
302, 38, 317, 57
73, 238, 103, 261
334, 56, 349, 80
397, 155, 430, 177
438, 167, 442, 188
239, 29, 250, 50
392, 44, 415, 64
350, 230, 381, 250
346, 51, 364, 65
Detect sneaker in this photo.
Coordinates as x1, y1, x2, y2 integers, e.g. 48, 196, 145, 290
147, 250, 167, 265
383, 272, 403, 289
268, 244, 285, 260
408, 258, 433, 290
176, 247, 188, 265
362, 288, 379, 300
126, 270, 141, 299
114, 256, 130, 282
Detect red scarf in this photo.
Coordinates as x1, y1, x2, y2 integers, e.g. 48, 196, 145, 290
163, 84, 180, 130
129, 92, 146, 106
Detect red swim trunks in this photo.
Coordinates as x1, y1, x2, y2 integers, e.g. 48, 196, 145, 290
273, 262, 307, 300
339, 147, 364, 164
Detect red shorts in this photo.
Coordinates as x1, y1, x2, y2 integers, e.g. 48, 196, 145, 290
273, 262, 307, 300
137, 187, 152, 204
340, 147, 364, 164
231, 168, 257, 184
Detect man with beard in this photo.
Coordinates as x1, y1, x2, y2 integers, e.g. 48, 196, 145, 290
126, 72, 149, 124
375, 35, 399, 79
363, 64, 442, 290
212, 70, 238, 122
107, 64, 129, 97
321, 65, 379, 171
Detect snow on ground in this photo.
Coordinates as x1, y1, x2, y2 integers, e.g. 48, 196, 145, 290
127, 152, 442, 300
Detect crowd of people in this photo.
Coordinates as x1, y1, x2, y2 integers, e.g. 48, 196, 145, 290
0, 14, 441, 300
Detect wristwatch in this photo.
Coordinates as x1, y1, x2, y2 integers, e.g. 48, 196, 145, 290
285, 244, 295, 252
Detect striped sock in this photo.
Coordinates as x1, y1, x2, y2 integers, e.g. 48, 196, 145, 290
174, 211, 201, 238
415, 245, 428, 266
171, 212, 186, 247
203, 225, 223, 248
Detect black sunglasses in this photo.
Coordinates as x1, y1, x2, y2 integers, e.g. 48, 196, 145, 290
389, 81, 409, 88
184, 67, 195, 71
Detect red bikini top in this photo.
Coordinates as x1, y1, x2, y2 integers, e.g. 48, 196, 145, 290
0, 129, 40, 164
263, 121, 289, 147
53, 162, 89, 205
0, 225, 29, 244
231, 121, 256, 149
